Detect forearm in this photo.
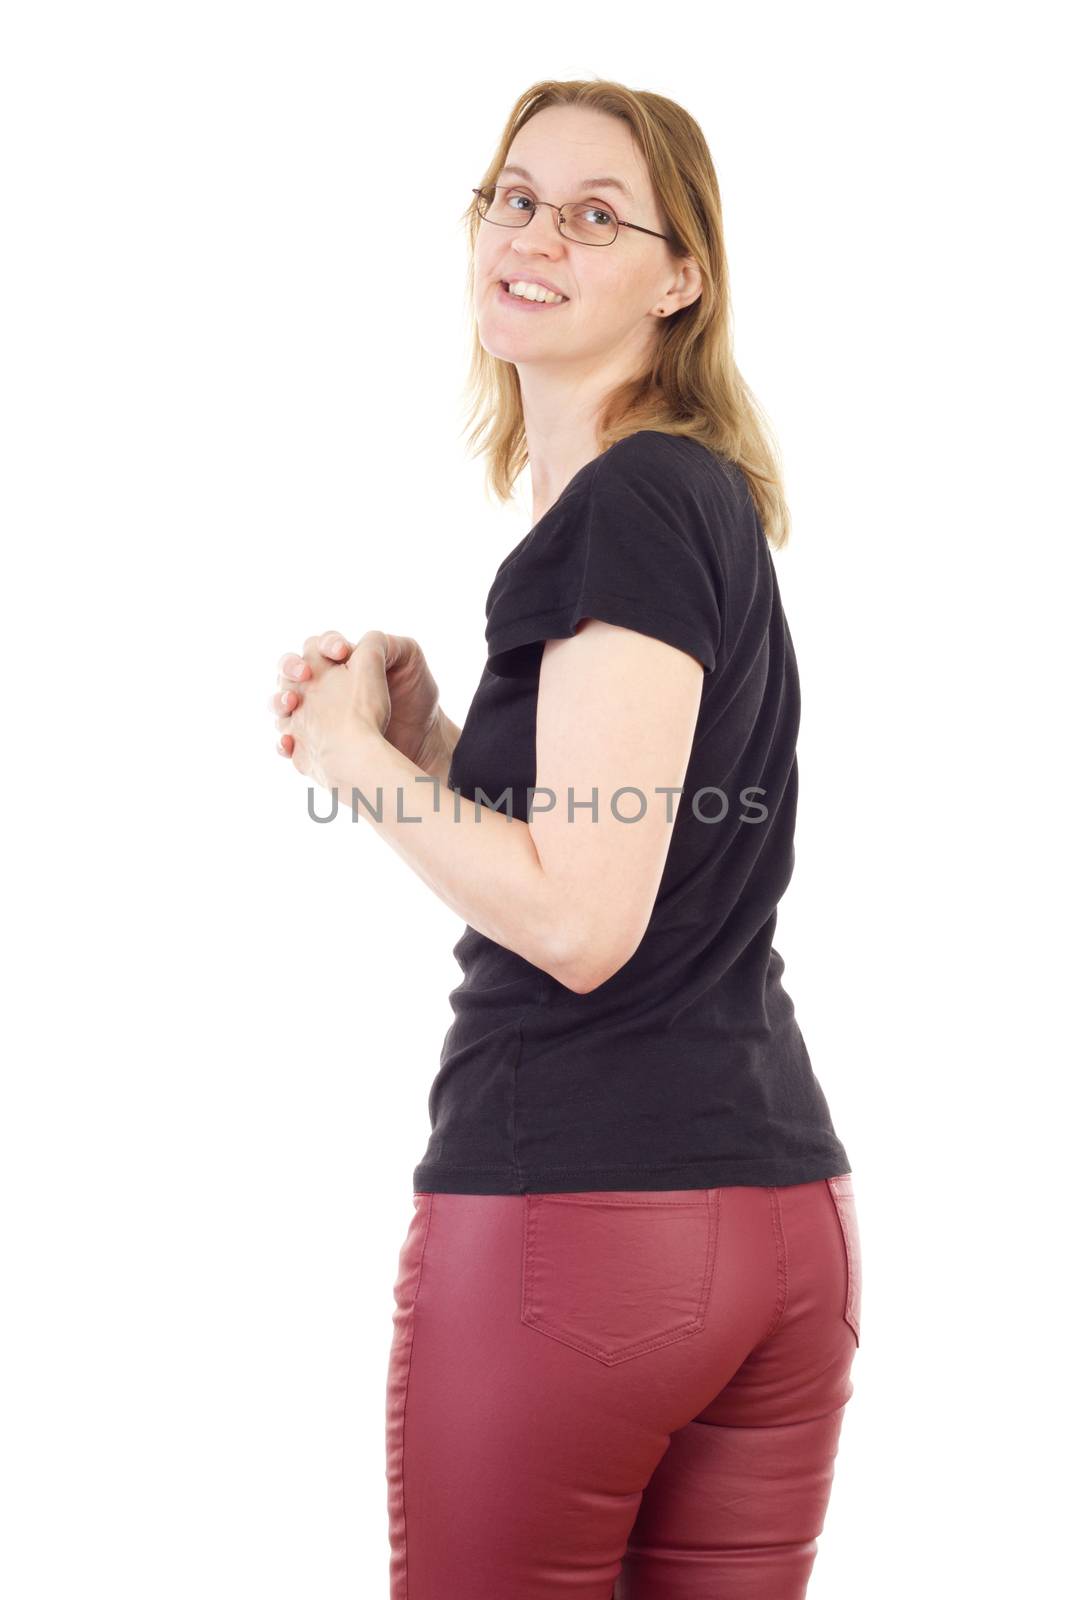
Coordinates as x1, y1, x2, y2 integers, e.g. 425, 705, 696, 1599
419, 708, 464, 786
328, 725, 573, 983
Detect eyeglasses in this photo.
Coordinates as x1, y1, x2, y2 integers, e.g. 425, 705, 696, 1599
471, 185, 672, 248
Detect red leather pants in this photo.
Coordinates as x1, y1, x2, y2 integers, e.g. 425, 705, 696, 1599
386, 1176, 861, 1598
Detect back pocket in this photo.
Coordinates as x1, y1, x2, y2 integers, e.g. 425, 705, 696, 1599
521, 1190, 718, 1366
826, 1175, 862, 1347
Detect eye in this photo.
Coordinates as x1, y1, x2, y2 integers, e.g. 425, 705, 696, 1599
505, 188, 536, 211
579, 205, 616, 228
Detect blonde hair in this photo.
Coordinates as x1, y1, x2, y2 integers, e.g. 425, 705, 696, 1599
460, 77, 792, 549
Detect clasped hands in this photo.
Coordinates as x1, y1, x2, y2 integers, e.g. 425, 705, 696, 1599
269, 630, 391, 792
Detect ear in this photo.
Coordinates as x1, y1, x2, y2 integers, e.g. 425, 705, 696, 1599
673, 255, 705, 313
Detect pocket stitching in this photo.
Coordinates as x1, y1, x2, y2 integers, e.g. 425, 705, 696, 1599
826, 1179, 861, 1347
521, 1190, 719, 1367
411, 1192, 433, 1307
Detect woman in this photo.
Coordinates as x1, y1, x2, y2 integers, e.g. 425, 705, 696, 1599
271, 79, 862, 1600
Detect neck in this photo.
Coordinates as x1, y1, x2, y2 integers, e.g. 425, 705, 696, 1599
517, 347, 642, 524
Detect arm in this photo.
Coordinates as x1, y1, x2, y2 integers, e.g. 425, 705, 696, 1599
330, 619, 704, 993
332, 728, 572, 984
528, 617, 704, 990
418, 707, 463, 786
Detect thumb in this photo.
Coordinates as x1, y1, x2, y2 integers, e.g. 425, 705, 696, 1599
354, 630, 396, 669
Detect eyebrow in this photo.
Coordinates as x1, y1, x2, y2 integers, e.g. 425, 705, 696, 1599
496, 164, 634, 202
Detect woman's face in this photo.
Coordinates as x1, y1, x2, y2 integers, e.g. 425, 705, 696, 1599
474, 105, 689, 373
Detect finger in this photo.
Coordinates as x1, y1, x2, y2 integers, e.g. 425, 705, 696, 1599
270, 688, 300, 715
355, 629, 395, 668
318, 631, 353, 659
277, 732, 294, 756
277, 652, 309, 680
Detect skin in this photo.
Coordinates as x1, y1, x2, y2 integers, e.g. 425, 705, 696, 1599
271, 106, 707, 994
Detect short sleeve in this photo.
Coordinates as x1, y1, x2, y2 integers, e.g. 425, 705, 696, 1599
484, 439, 726, 679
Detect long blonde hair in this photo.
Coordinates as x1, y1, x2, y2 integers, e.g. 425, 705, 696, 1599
460, 78, 791, 549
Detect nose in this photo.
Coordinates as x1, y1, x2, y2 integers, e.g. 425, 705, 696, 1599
512, 203, 566, 256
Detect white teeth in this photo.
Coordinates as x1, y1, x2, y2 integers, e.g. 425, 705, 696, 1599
505, 280, 566, 304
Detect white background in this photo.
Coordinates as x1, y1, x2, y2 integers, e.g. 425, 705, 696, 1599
3, 2, 1063, 1594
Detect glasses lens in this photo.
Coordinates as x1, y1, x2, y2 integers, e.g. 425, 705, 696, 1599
559, 201, 618, 246
475, 187, 619, 244
476, 185, 531, 227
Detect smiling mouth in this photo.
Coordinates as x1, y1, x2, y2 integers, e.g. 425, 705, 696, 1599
498, 279, 570, 307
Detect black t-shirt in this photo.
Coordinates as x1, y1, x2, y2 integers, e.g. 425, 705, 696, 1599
412, 429, 851, 1195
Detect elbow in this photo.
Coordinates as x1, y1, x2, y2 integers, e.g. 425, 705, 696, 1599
546, 957, 602, 996
541, 924, 637, 996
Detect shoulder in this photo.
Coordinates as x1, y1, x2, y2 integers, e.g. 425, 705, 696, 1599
578, 431, 752, 570
596, 428, 744, 487
589, 430, 749, 525
484, 430, 736, 679
491, 431, 752, 591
